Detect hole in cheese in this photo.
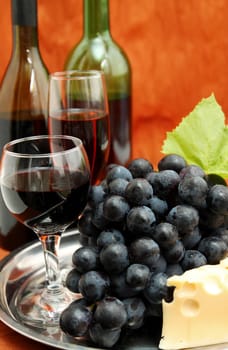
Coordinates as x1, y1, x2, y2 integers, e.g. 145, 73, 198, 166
177, 281, 196, 297
203, 276, 223, 295
181, 299, 200, 317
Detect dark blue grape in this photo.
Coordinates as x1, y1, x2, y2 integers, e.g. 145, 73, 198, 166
207, 184, 228, 215
199, 207, 225, 229
128, 158, 153, 178
88, 185, 107, 208
94, 297, 127, 329
198, 236, 227, 264
91, 201, 109, 230
179, 164, 206, 179
147, 169, 180, 199
126, 206, 156, 235
89, 322, 121, 348
103, 195, 130, 223
72, 246, 99, 273
59, 302, 92, 337
110, 271, 139, 299
78, 207, 100, 237
166, 204, 199, 234
166, 263, 183, 277
143, 272, 168, 304
65, 268, 81, 293
106, 165, 133, 184
152, 222, 178, 249
126, 263, 150, 290
210, 226, 228, 247
108, 178, 129, 196
129, 237, 160, 267
149, 254, 167, 273
78, 270, 110, 303
147, 196, 168, 219
181, 250, 207, 271
181, 226, 202, 249
178, 176, 209, 209
97, 228, 125, 249
125, 178, 153, 206
163, 240, 185, 263
100, 242, 130, 274
158, 154, 187, 173
123, 297, 146, 329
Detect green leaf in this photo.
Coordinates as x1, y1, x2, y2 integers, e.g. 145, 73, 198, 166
162, 94, 228, 179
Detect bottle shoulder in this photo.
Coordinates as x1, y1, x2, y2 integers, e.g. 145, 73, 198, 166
65, 37, 131, 75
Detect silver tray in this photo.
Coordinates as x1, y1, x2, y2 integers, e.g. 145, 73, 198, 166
1, 231, 228, 350
0, 230, 159, 350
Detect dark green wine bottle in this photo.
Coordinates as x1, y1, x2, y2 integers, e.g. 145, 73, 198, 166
65, 0, 132, 166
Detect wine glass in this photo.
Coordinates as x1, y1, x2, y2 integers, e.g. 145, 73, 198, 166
0, 135, 90, 327
48, 70, 110, 185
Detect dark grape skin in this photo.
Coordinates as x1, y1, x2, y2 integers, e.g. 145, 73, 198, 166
128, 158, 153, 178
65, 268, 81, 293
93, 296, 127, 329
100, 242, 130, 274
129, 237, 160, 267
166, 263, 183, 277
158, 154, 187, 173
96, 228, 125, 249
125, 178, 153, 206
126, 263, 150, 290
89, 322, 121, 348
72, 246, 99, 273
87, 185, 107, 208
181, 250, 207, 271
206, 184, 228, 215
152, 222, 179, 249
78, 207, 100, 238
59, 301, 92, 337
123, 297, 146, 329
103, 195, 130, 223
163, 240, 185, 264
78, 270, 110, 303
178, 176, 209, 209
198, 236, 227, 264
166, 204, 199, 235
179, 164, 206, 179
108, 178, 129, 196
126, 206, 156, 236
147, 170, 180, 199
181, 227, 202, 249
106, 165, 133, 184
143, 272, 169, 304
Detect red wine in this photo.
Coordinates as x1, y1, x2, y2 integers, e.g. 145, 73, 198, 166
108, 95, 132, 166
49, 108, 110, 184
0, 114, 47, 250
1, 168, 90, 235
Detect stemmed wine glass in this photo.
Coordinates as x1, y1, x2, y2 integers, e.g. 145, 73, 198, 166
48, 70, 110, 185
0, 135, 91, 327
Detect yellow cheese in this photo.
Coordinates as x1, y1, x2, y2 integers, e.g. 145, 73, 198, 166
159, 258, 228, 349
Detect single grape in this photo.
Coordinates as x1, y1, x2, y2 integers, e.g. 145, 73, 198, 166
91, 201, 109, 230
126, 206, 156, 235
103, 195, 130, 223
126, 263, 150, 290
181, 227, 202, 249
125, 178, 153, 206
158, 154, 187, 173
143, 272, 168, 304
123, 297, 146, 329
100, 242, 130, 274
96, 228, 125, 248
147, 169, 180, 199
110, 271, 139, 299
149, 254, 167, 273
198, 236, 227, 264
163, 240, 185, 263
65, 268, 81, 293
128, 158, 153, 178
78, 207, 100, 237
72, 246, 99, 273
166, 204, 199, 234
94, 296, 127, 329
88, 185, 107, 208
78, 270, 110, 303
59, 302, 92, 337
152, 222, 179, 249
199, 207, 225, 229
181, 250, 207, 271
108, 178, 129, 196
89, 322, 121, 348
147, 196, 168, 220
166, 263, 183, 277
178, 175, 209, 209
207, 184, 228, 215
179, 164, 206, 179
106, 165, 133, 184
129, 237, 160, 267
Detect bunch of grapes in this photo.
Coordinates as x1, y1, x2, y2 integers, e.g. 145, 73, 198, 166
60, 154, 228, 348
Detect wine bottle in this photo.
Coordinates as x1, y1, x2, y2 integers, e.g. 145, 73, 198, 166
65, 0, 132, 166
0, 0, 49, 251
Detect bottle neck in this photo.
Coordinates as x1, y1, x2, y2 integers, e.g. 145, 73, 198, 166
83, 0, 111, 39
13, 26, 39, 51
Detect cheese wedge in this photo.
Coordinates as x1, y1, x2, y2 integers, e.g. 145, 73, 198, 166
159, 258, 228, 349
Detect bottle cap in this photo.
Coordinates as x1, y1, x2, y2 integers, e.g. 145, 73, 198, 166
12, 0, 37, 27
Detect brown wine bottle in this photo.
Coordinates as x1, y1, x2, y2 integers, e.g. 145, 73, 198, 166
65, 0, 132, 166
0, 0, 49, 251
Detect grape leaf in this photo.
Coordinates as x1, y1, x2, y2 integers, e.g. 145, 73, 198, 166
162, 94, 228, 179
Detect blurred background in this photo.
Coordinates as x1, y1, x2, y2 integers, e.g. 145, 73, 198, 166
0, 0, 228, 166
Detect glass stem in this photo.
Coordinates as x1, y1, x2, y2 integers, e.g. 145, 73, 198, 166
39, 234, 62, 289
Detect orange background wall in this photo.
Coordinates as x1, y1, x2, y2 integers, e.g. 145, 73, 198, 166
0, 0, 228, 166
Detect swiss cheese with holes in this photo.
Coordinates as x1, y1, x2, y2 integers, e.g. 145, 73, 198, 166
159, 258, 228, 349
